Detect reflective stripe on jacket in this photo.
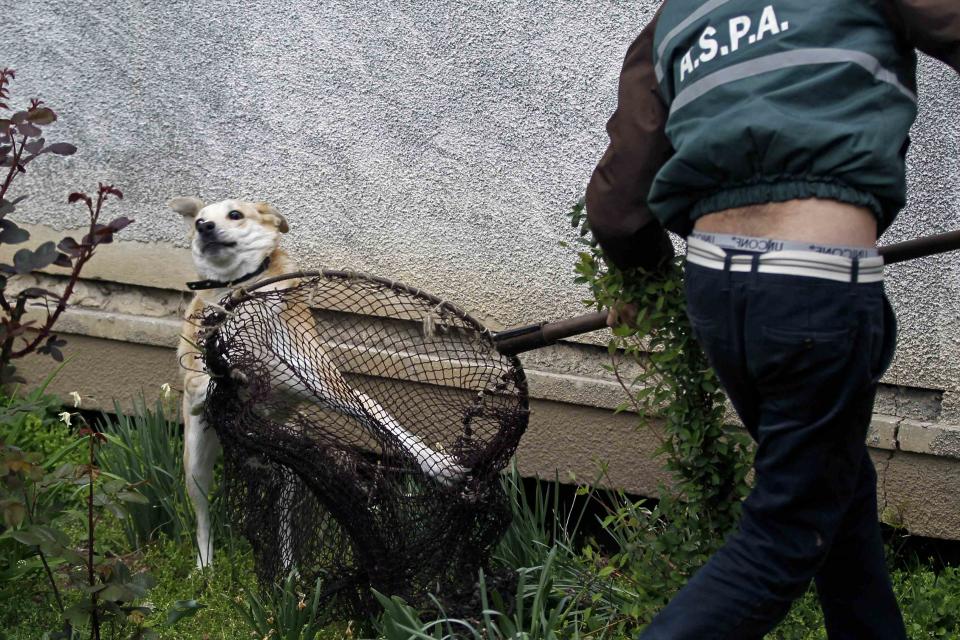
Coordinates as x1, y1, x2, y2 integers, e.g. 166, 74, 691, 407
586, 0, 960, 271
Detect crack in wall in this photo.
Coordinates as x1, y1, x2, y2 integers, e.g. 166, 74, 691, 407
878, 416, 904, 525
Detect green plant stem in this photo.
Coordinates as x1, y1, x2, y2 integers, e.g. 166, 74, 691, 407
37, 548, 65, 613
87, 432, 100, 640
22, 480, 66, 618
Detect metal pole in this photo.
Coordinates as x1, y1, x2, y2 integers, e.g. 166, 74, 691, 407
494, 229, 960, 355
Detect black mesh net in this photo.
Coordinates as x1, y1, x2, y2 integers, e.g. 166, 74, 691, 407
195, 271, 529, 618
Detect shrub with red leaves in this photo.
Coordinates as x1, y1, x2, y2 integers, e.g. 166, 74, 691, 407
0, 68, 132, 384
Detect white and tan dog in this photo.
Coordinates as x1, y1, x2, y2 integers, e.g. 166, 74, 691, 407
172, 197, 465, 568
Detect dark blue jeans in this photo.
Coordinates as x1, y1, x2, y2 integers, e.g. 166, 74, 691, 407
641, 256, 905, 639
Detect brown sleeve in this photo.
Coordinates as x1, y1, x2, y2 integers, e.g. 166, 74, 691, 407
585, 4, 676, 272
889, 0, 960, 73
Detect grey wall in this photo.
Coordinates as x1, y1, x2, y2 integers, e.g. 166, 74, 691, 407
7, 1, 960, 411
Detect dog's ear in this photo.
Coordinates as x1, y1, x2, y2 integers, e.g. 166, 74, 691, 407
255, 202, 289, 233
168, 197, 205, 218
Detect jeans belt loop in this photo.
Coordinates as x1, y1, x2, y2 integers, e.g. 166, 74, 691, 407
751, 253, 761, 285
723, 252, 734, 289
851, 256, 860, 286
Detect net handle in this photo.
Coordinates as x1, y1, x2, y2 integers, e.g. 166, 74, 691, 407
493, 229, 960, 355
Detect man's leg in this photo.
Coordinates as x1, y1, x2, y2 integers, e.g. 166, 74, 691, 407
642, 268, 905, 639
814, 450, 905, 638
814, 293, 904, 637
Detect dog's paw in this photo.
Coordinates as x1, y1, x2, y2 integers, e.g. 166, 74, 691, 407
425, 455, 469, 486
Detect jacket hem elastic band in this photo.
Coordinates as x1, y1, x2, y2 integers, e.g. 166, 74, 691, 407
687, 178, 884, 224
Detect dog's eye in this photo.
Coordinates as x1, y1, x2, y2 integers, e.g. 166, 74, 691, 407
227, 210, 244, 221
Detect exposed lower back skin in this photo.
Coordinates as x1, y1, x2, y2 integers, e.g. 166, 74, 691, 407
693, 198, 878, 247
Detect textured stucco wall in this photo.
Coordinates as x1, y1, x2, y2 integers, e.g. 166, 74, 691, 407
6, 1, 960, 398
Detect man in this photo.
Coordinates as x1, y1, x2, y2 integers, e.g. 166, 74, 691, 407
585, 1, 959, 638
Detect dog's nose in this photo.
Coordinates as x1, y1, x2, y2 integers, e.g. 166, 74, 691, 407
196, 219, 216, 235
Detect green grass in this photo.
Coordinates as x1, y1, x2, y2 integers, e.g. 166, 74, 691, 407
3, 488, 960, 640
96, 396, 194, 550
4, 393, 960, 639
0, 524, 359, 640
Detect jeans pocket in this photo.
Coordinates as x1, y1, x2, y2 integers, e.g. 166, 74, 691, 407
749, 325, 857, 418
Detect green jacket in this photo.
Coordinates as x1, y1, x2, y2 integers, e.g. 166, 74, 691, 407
586, 0, 960, 271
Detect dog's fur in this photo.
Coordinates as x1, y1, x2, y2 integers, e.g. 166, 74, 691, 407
173, 197, 465, 568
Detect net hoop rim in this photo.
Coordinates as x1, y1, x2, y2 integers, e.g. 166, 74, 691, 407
206, 268, 531, 402
220, 269, 488, 333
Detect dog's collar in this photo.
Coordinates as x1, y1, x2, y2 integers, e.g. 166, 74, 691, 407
186, 256, 271, 291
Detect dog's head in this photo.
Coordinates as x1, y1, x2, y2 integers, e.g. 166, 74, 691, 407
169, 197, 289, 281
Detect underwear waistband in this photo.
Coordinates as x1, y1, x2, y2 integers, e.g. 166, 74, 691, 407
689, 231, 879, 259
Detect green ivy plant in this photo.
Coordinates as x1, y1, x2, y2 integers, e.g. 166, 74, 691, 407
565, 198, 754, 613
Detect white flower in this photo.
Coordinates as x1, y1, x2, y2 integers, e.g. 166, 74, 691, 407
160, 383, 171, 399
70, 391, 82, 408
58, 411, 72, 427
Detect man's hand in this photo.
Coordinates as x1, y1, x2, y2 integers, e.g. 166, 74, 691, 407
607, 302, 639, 328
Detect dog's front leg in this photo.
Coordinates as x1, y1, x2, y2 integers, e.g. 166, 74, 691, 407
267, 317, 468, 484
183, 382, 221, 568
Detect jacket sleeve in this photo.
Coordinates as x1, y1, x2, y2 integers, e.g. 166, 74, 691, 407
585, 5, 676, 272
890, 0, 960, 73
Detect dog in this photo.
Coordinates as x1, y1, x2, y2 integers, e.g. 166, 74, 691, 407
171, 197, 466, 568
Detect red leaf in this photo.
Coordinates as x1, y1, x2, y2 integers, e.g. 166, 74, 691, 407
67, 192, 92, 207
57, 237, 82, 255
15, 121, 40, 137
26, 107, 56, 125
44, 142, 76, 156
24, 138, 44, 154
98, 184, 123, 199
108, 216, 132, 232
19, 287, 56, 298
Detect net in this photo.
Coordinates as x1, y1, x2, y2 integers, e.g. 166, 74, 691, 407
195, 270, 529, 618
